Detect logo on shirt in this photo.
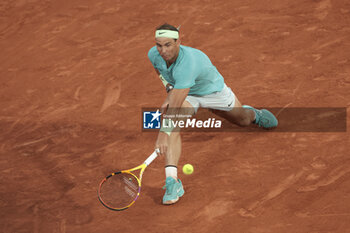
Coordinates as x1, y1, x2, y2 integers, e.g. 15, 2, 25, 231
143, 110, 162, 129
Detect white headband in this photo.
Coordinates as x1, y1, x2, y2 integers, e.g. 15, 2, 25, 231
155, 30, 179, 39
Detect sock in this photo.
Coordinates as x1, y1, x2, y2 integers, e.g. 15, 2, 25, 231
165, 165, 177, 179
242, 105, 258, 123
253, 109, 260, 123
252, 109, 258, 123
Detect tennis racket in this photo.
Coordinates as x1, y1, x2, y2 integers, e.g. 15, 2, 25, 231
98, 149, 159, 211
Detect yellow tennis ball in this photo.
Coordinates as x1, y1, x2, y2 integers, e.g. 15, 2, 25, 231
182, 164, 194, 175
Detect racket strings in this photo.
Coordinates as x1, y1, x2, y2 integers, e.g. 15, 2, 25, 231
99, 173, 140, 209
123, 176, 138, 198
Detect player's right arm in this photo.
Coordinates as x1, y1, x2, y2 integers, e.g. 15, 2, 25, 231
148, 47, 174, 93
153, 68, 173, 113
154, 68, 160, 76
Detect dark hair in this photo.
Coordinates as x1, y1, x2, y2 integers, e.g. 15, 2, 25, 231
156, 23, 179, 32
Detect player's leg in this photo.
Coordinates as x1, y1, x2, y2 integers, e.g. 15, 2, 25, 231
209, 86, 278, 129
163, 100, 195, 205
210, 95, 256, 126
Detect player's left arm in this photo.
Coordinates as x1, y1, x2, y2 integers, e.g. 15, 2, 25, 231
156, 88, 189, 155
165, 88, 190, 115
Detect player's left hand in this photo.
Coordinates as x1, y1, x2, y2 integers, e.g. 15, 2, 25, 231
155, 132, 169, 156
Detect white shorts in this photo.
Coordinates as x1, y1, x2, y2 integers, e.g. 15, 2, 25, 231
185, 84, 236, 113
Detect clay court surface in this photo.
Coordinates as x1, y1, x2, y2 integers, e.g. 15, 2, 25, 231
1, 0, 349, 232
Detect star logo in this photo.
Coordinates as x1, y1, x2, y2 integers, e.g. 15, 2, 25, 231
150, 110, 162, 122
143, 109, 162, 129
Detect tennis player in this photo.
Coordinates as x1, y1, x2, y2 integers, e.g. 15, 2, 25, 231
148, 23, 278, 205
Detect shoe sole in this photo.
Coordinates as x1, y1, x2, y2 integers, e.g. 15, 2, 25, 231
163, 196, 179, 205
162, 190, 185, 205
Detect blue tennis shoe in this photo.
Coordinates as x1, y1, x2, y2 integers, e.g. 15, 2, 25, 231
243, 105, 278, 129
162, 177, 185, 205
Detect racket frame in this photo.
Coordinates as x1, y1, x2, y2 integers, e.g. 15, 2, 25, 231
98, 149, 159, 211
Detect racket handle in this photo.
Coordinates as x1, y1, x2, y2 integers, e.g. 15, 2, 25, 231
144, 149, 159, 166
